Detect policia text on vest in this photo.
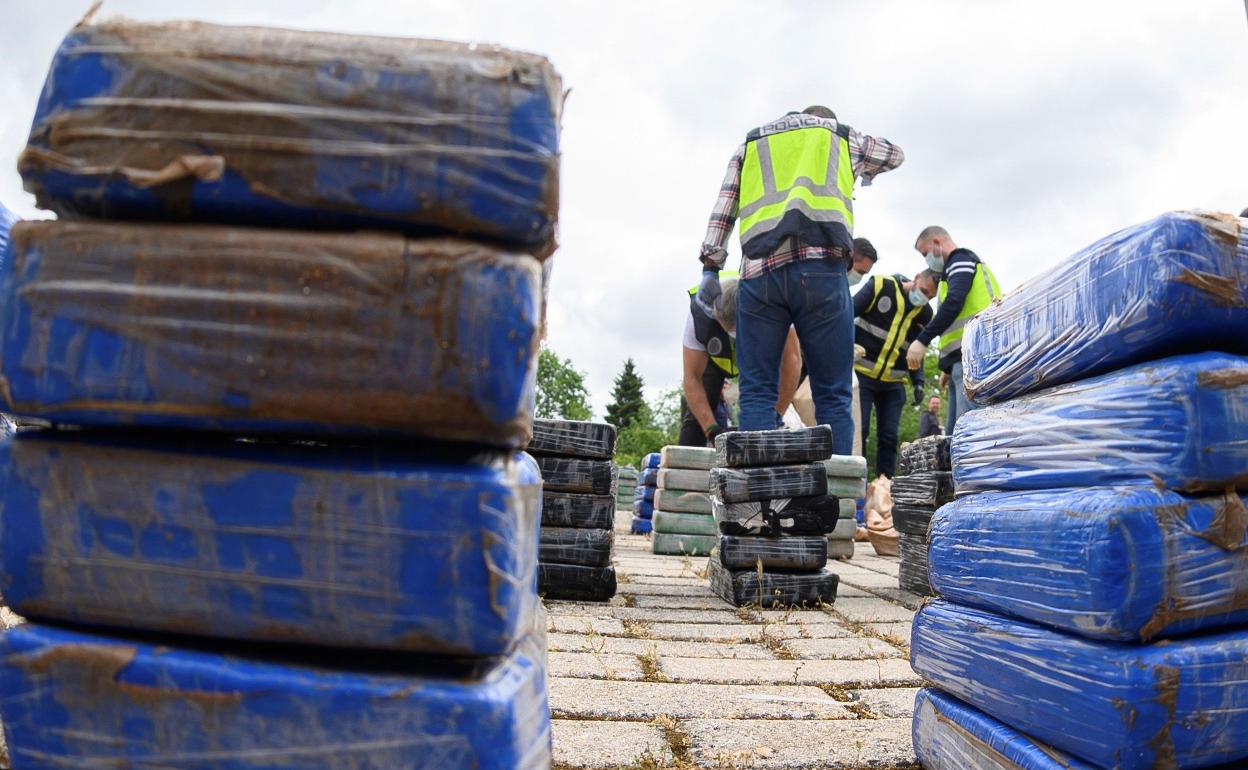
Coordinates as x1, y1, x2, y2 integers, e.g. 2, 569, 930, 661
738, 115, 856, 261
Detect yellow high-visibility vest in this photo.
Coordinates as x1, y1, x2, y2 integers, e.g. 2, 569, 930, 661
688, 270, 740, 376
937, 262, 1001, 358
738, 114, 855, 260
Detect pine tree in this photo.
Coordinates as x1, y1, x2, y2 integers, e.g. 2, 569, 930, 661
605, 358, 646, 431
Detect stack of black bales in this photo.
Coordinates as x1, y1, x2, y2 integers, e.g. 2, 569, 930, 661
707, 427, 841, 607
529, 419, 619, 602
892, 436, 954, 596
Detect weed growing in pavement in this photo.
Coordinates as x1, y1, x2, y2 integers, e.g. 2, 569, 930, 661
637, 643, 669, 682
622, 618, 654, 639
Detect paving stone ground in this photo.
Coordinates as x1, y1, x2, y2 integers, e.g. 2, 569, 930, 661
547, 516, 923, 770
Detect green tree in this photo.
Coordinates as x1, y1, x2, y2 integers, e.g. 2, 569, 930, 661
535, 347, 592, 421
614, 387, 683, 468
863, 350, 947, 478
605, 358, 646, 431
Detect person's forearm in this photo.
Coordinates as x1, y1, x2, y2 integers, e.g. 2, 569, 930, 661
774, 332, 803, 414
917, 274, 973, 344
684, 376, 718, 432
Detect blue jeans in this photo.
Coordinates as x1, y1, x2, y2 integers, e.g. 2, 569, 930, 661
857, 373, 906, 478
737, 259, 855, 454
946, 360, 978, 436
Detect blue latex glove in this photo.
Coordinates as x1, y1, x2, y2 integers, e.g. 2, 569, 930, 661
695, 268, 721, 315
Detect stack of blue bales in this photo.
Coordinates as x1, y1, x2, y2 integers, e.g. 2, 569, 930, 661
0, 18, 561, 769
632, 452, 662, 533
911, 211, 1248, 770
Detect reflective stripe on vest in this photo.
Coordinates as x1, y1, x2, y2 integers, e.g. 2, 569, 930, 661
688, 270, 740, 377
738, 122, 855, 255
855, 275, 927, 383
936, 262, 1001, 356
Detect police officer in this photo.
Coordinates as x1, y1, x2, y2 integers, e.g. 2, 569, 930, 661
695, 106, 904, 453
906, 226, 1001, 435
681, 275, 801, 446
853, 238, 935, 477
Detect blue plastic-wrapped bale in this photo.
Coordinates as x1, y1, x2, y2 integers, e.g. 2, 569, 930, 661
630, 516, 653, 535
963, 211, 1248, 404
20, 20, 562, 255
642, 452, 662, 470
635, 485, 656, 503
953, 352, 1248, 495
633, 499, 654, 520
0, 430, 541, 656
0, 623, 551, 769
0, 202, 15, 259
0, 221, 542, 445
911, 600, 1248, 770
929, 486, 1248, 641
639, 467, 659, 487
913, 689, 1101, 770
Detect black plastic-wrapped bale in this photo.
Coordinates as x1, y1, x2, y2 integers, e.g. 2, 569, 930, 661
891, 473, 955, 508
541, 492, 615, 530
892, 505, 936, 538
538, 564, 617, 602
713, 495, 840, 536
900, 533, 933, 596
536, 456, 618, 495
899, 436, 952, 475
710, 463, 828, 504
717, 535, 828, 571
528, 419, 617, 460
538, 526, 613, 567
707, 558, 838, 608
714, 426, 834, 468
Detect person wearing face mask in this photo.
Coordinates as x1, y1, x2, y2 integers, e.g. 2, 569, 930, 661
695, 106, 904, 452
852, 258, 936, 477
682, 274, 801, 446
847, 236, 879, 287
905, 226, 1001, 435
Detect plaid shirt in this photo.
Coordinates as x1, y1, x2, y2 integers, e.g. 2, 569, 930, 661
700, 121, 904, 279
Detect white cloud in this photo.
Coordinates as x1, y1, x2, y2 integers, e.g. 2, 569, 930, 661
2, 0, 1246, 417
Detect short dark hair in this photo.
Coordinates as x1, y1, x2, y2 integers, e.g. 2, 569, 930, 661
917, 268, 940, 283
803, 105, 836, 120
916, 225, 949, 245
852, 237, 878, 262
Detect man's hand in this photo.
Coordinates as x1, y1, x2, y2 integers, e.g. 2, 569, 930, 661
912, 384, 923, 405
704, 422, 723, 445
906, 340, 927, 370
853, 344, 866, 362
696, 269, 721, 315
939, 372, 950, 390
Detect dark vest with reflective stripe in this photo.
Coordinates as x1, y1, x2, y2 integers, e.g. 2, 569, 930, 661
688, 291, 737, 377
854, 275, 925, 383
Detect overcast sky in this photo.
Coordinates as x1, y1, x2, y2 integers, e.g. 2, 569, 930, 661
2, 1, 1246, 418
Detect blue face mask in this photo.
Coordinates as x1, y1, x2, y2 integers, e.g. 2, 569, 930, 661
924, 251, 945, 272
909, 288, 929, 306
